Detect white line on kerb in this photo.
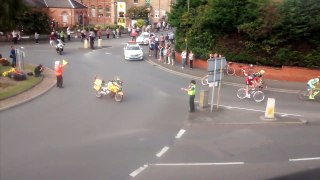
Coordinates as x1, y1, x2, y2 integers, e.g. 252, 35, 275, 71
289, 157, 320, 162
156, 146, 170, 157
175, 129, 186, 139
129, 164, 148, 177
151, 162, 245, 166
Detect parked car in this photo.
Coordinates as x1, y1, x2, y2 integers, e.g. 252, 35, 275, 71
123, 42, 144, 61
136, 32, 155, 45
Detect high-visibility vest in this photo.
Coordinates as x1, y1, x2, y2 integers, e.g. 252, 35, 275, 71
188, 84, 196, 95
54, 65, 63, 76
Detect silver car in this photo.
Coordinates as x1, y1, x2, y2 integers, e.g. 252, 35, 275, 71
124, 42, 144, 60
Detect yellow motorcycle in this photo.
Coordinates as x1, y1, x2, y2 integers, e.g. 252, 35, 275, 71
93, 76, 124, 102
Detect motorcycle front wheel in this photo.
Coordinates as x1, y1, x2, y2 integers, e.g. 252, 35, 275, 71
114, 92, 123, 102
95, 91, 103, 98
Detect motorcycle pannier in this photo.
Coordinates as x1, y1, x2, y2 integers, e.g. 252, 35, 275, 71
93, 79, 102, 91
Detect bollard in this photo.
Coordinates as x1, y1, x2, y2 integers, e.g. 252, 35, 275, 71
98, 39, 102, 47
199, 90, 209, 109
264, 98, 276, 120
84, 39, 88, 48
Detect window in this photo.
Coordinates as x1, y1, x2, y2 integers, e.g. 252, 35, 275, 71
62, 12, 68, 23
134, 0, 139, 3
91, 5, 96, 17
98, 5, 103, 17
154, 10, 159, 18
106, 4, 111, 17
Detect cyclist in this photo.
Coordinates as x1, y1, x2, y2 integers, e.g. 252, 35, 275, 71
245, 74, 256, 98
307, 76, 320, 99
252, 70, 265, 88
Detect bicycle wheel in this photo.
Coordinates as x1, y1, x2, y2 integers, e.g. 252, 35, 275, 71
201, 75, 209, 86
298, 90, 309, 101
226, 67, 235, 76
237, 88, 247, 99
253, 91, 265, 102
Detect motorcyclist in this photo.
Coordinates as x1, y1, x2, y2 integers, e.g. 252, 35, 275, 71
55, 39, 64, 52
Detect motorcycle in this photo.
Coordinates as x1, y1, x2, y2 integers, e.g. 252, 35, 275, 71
93, 76, 124, 102
55, 39, 64, 55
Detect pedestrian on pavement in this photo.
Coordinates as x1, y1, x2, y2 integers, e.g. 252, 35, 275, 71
89, 30, 95, 49
158, 44, 164, 62
167, 46, 172, 65
49, 31, 55, 46
181, 49, 187, 69
35, 32, 40, 44
54, 60, 68, 88
106, 28, 110, 39
12, 30, 18, 44
154, 37, 159, 59
60, 30, 65, 42
97, 29, 102, 39
181, 80, 197, 112
170, 47, 175, 66
67, 27, 71, 41
189, 50, 194, 69
9, 46, 16, 67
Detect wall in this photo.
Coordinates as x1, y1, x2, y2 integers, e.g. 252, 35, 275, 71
175, 53, 320, 82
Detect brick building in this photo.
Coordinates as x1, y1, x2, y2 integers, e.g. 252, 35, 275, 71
24, 0, 176, 28
78, 0, 176, 27
24, 0, 88, 28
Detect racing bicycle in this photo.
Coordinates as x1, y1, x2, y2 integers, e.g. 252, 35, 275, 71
237, 87, 265, 103
298, 88, 320, 101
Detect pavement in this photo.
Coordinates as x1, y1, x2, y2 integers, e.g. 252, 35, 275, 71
0, 40, 308, 124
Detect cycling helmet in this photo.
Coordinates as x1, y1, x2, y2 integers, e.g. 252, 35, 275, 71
260, 70, 265, 74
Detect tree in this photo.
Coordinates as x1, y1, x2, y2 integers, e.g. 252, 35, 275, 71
0, 0, 27, 32
126, 6, 149, 19
19, 11, 51, 34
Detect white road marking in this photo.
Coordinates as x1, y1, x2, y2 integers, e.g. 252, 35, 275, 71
175, 129, 186, 139
150, 162, 245, 166
156, 146, 170, 157
194, 101, 303, 117
105, 52, 111, 54
289, 157, 320, 162
129, 164, 148, 177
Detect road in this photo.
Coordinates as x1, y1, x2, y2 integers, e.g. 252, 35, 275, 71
0, 35, 319, 180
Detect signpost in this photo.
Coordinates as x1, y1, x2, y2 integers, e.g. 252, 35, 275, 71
207, 57, 227, 112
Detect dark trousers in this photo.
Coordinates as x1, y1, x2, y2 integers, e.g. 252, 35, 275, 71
189, 95, 195, 112
68, 35, 71, 41
190, 60, 193, 69
56, 75, 63, 87
107, 34, 110, 39
35, 39, 39, 43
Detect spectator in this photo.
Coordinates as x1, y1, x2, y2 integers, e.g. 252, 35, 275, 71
106, 28, 110, 39
49, 32, 55, 47
12, 30, 18, 44
35, 32, 40, 44
67, 27, 71, 41
9, 46, 16, 67
189, 50, 194, 69
181, 49, 187, 69
34, 64, 44, 77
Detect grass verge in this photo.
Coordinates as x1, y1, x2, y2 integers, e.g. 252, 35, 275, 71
0, 64, 42, 100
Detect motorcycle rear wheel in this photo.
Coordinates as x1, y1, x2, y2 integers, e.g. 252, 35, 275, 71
115, 93, 123, 102
95, 91, 103, 98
